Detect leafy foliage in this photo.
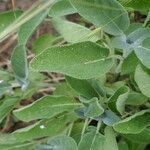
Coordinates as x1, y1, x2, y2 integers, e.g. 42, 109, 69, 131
0, 0, 150, 149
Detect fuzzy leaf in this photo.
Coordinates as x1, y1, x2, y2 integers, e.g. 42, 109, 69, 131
52, 17, 99, 43
70, 0, 129, 35
135, 65, 150, 98
13, 95, 82, 122
30, 41, 113, 79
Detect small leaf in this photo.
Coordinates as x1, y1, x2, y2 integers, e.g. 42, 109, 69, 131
113, 110, 150, 134
70, 0, 129, 35
49, 0, 77, 17
84, 100, 104, 118
135, 65, 150, 98
99, 110, 121, 126
11, 45, 29, 89
108, 86, 129, 114
104, 126, 118, 150
52, 17, 99, 43
13, 95, 82, 122
30, 41, 113, 79
32, 34, 56, 55
0, 97, 20, 123
78, 129, 105, 150
66, 76, 99, 99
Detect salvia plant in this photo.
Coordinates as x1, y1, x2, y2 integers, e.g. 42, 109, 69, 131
0, 0, 150, 149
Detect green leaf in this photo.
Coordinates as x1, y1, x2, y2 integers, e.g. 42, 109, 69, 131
124, 128, 150, 144
13, 95, 82, 122
30, 41, 113, 79
121, 52, 138, 75
134, 46, 150, 69
52, 17, 99, 43
84, 99, 104, 118
113, 110, 150, 134
49, 0, 77, 17
11, 45, 28, 88
0, 10, 22, 33
119, 0, 150, 10
70, 0, 129, 35
111, 28, 150, 57
126, 92, 148, 106
37, 135, 78, 150
135, 65, 150, 98
0, 142, 34, 150
53, 83, 78, 97
118, 141, 129, 150
100, 110, 121, 126
78, 130, 105, 150
66, 76, 99, 99
104, 127, 118, 150
32, 34, 56, 55
0, 97, 20, 123
0, 112, 78, 144
18, 10, 49, 45
108, 86, 129, 114
0, 81, 12, 97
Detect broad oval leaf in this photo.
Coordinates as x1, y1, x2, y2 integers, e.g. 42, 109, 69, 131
30, 41, 113, 79
52, 17, 99, 43
13, 95, 82, 122
135, 65, 150, 98
70, 0, 129, 35
113, 110, 150, 134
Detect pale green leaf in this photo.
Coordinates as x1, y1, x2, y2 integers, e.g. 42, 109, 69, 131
18, 10, 49, 45
11, 45, 29, 88
13, 95, 82, 122
49, 0, 77, 17
32, 34, 56, 55
0, 10, 22, 33
0, 97, 20, 123
52, 17, 99, 43
104, 127, 118, 150
119, 0, 150, 10
30, 41, 113, 79
135, 65, 150, 98
134, 46, 150, 69
78, 130, 105, 150
113, 110, 150, 134
70, 0, 129, 35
